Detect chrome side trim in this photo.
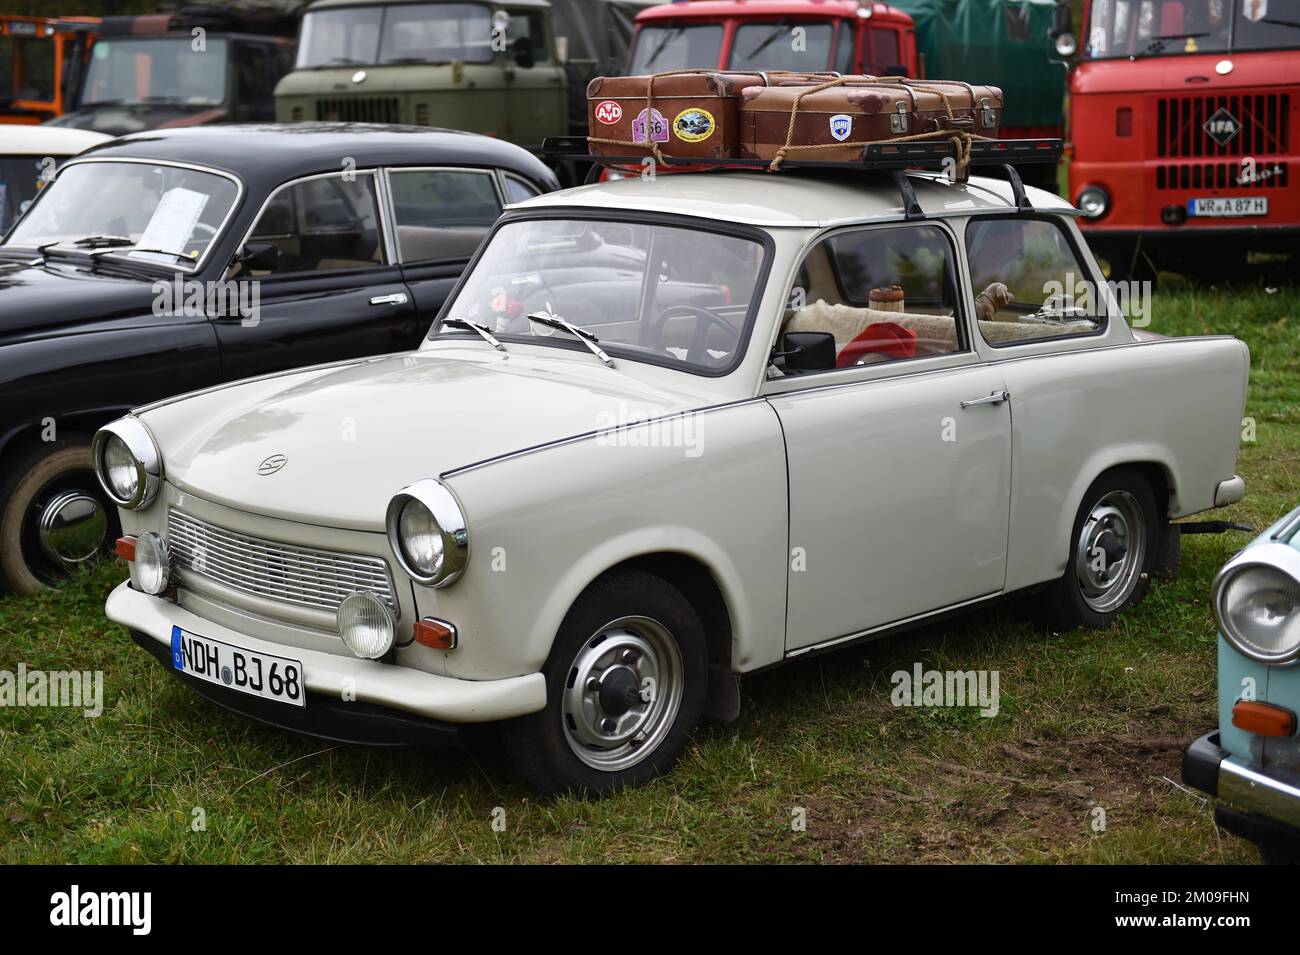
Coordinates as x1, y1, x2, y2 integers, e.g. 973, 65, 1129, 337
785, 590, 1004, 658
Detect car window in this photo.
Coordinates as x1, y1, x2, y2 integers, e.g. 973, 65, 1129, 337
965, 217, 1105, 345
503, 175, 540, 204
867, 28, 902, 72
243, 172, 385, 276
781, 223, 965, 372
388, 169, 503, 262
506, 11, 549, 62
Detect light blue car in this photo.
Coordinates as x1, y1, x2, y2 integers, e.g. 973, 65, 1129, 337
1184, 504, 1300, 864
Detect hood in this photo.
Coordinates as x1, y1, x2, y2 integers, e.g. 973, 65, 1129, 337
1072, 51, 1294, 96
138, 348, 703, 530
0, 260, 160, 342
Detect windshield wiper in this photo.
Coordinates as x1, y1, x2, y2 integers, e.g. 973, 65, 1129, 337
88, 245, 195, 270
443, 317, 505, 351
744, 21, 794, 60
71, 234, 134, 248
643, 27, 683, 68
527, 305, 614, 367
1131, 32, 1209, 57
317, 56, 365, 67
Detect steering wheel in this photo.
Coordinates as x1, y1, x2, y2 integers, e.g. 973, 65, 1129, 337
651, 304, 735, 365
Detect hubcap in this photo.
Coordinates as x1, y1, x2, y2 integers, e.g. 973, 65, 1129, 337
1075, 490, 1146, 613
38, 490, 107, 569
562, 616, 683, 772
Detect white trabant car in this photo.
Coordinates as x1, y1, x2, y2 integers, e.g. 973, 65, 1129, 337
100, 167, 1251, 793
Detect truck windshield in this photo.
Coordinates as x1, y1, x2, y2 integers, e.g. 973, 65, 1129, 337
431, 217, 768, 376
3, 161, 239, 271
1085, 0, 1300, 57
1, 33, 56, 103
82, 37, 228, 106
731, 21, 835, 71
296, 3, 494, 68
629, 23, 724, 71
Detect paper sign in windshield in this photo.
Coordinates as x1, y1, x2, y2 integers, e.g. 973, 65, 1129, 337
130, 187, 209, 264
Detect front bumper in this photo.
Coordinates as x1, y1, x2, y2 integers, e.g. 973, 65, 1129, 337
107, 581, 547, 733
1183, 730, 1300, 852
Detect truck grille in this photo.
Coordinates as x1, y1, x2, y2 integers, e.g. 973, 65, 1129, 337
1156, 93, 1290, 158
315, 97, 400, 123
1156, 160, 1289, 190
167, 510, 397, 616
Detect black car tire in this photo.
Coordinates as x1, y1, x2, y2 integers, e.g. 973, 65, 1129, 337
501, 569, 708, 795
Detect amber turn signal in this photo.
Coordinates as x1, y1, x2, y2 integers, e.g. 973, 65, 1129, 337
413, 617, 458, 651
115, 536, 137, 562
1232, 700, 1297, 738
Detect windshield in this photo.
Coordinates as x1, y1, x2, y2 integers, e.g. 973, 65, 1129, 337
731, 21, 836, 71
296, 3, 494, 67
3, 161, 239, 269
83, 37, 229, 106
629, 23, 725, 71
0, 156, 52, 233
1085, 0, 1300, 57
1, 34, 56, 103
431, 217, 768, 375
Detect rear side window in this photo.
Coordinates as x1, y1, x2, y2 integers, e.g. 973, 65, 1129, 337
245, 172, 385, 275
965, 217, 1104, 346
388, 168, 503, 262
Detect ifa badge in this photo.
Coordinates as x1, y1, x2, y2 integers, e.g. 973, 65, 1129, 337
829, 114, 853, 142
632, 108, 670, 144
594, 100, 622, 125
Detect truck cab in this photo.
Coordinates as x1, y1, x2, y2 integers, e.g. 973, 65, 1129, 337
1068, 0, 1300, 274
274, 0, 567, 145
49, 9, 295, 136
628, 0, 919, 77
0, 15, 99, 125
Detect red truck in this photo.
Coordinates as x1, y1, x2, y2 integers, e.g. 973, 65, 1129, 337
1068, 0, 1300, 276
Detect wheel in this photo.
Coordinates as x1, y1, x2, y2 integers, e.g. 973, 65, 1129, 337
1032, 467, 1159, 631
501, 569, 708, 795
0, 439, 118, 594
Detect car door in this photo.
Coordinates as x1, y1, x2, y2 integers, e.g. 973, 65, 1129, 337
215, 169, 420, 379
765, 221, 1013, 653
384, 166, 512, 330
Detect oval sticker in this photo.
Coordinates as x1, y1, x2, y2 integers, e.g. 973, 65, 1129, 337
594, 100, 623, 125
673, 107, 716, 143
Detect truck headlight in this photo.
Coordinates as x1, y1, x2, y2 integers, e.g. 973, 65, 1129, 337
92, 417, 163, 510
1077, 186, 1110, 220
1212, 544, 1300, 664
386, 479, 468, 587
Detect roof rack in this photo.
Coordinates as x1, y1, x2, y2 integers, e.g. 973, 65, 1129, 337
542, 136, 1063, 221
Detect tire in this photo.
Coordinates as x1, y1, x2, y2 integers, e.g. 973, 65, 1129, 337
0, 439, 117, 595
501, 569, 708, 795
1032, 467, 1159, 632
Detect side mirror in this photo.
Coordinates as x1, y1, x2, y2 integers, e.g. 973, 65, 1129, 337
777, 331, 837, 372
1051, 2, 1074, 35
512, 36, 535, 69
237, 241, 279, 272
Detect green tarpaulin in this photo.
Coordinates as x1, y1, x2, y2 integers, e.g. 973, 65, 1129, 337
889, 0, 1066, 128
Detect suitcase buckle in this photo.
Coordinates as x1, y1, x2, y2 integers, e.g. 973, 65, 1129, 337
980, 97, 997, 129
890, 102, 908, 134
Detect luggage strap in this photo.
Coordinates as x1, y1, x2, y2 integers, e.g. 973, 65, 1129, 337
768, 76, 992, 178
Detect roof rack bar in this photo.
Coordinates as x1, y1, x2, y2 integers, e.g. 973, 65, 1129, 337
1003, 163, 1031, 212
891, 171, 923, 220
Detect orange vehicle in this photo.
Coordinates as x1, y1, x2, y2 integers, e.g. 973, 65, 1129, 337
0, 15, 99, 124
1068, 0, 1300, 276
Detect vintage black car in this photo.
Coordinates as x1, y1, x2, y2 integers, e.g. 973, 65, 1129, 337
0, 123, 557, 593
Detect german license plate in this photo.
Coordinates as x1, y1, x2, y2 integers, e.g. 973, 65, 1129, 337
1188, 197, 1268, 217
170, 625, 305, 707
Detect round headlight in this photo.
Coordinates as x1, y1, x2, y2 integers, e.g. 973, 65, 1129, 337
1213, 545, 1300, 664
1077, 186, 1111, 220
1054, 32, 1077, 57
398, 498, 445, 578
92, 417, 163, 509
102, 435, 139, 501
132, 531, 171, 596
337, 592, 395, 659
386, 479, 469, 587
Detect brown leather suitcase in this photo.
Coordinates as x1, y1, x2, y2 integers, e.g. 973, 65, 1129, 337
586, 71, 842, 161
740, 78, 1004, 164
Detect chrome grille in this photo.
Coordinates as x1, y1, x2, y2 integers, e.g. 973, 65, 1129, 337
167, 510, 396, 615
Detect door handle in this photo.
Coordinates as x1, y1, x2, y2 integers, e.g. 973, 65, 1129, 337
369, 293, 408, 306
960, 390, 1010, 409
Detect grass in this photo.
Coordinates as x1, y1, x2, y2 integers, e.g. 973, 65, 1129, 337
1, 278, 1297, 864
